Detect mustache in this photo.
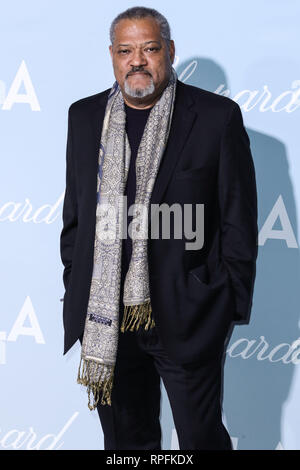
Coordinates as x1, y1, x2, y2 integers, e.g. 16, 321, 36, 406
126, 68, 152, 78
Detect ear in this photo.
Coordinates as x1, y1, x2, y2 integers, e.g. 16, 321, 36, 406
169, 40, 175, 64
109, 45, 113, 60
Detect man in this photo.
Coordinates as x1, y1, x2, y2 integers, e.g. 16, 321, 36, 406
60, 6, 258, 450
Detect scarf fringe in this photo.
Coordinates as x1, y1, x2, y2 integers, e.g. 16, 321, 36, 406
120, 300, 155, 332
77, 357, 114, 410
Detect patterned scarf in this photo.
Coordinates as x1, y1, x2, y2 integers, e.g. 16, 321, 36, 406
77, 67, 177, 410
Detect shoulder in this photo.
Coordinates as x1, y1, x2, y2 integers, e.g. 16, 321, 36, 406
68, 87, 111, 117
177, 79, 240, 121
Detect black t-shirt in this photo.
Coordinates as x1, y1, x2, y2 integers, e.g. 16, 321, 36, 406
121, 102, 153, 288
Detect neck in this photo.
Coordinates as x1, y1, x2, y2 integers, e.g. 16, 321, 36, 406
123, 94, 160, 110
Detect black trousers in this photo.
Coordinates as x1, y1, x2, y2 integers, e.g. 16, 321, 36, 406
79, 307, 232, 451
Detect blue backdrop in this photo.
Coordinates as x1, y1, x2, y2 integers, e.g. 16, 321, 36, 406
1, 0, 300, 450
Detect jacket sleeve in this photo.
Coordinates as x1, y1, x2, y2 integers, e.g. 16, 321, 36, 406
60, 105, 78, 293
218, 102, 258, 322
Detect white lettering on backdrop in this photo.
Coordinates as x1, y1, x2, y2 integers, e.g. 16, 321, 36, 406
7, 296, 45, 344
1, 60, 40, 111
178, 59, 300, 113
0, 412, 79, 450
0, 296, 45, 364
259, 195, 298, 248
0, 192, 64, 223
227, 336, 300, 364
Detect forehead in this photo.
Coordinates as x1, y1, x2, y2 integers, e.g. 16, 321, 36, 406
114, 17, 162, 44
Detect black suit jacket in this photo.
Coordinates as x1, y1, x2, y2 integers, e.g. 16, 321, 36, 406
60, 79, 258, 364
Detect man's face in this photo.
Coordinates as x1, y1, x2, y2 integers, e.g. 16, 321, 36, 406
109, 17, 175, 105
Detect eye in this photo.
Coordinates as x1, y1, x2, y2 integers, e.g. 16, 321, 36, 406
145, 47, 159, 52
118, 49, 130, 54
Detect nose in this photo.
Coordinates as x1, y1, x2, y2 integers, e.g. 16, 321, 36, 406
130, 47, 147, 67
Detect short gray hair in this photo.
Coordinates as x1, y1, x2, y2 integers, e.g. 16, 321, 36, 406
110, 6, 171, 45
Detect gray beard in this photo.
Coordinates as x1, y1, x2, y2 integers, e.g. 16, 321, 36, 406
124, 76, 155, 98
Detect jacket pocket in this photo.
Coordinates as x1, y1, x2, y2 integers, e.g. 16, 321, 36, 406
174, 166, 213, 180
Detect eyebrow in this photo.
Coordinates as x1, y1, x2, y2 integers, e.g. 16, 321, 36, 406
116, 40, 161, 47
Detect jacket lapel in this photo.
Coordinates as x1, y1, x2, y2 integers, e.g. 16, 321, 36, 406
149, 80, 197, 224
90, 89, 110, 167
